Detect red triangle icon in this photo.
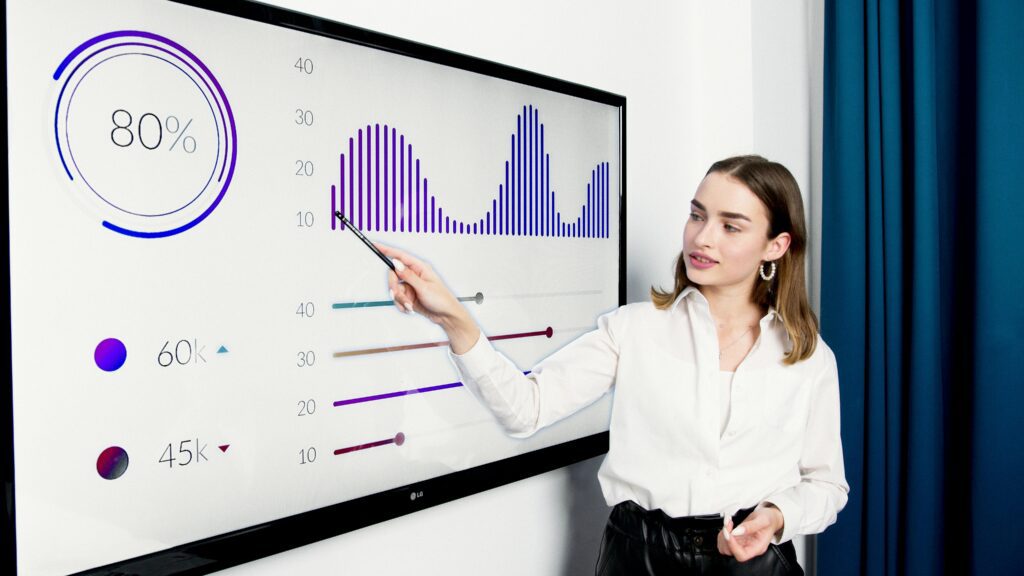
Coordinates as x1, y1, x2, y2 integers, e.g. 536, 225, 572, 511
219, 445, 230, 452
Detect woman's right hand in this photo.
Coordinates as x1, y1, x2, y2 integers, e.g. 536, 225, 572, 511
376, 244, 481, 354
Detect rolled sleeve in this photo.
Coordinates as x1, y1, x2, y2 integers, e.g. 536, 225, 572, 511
448, 308, 622, 437
765, 344, 850, 544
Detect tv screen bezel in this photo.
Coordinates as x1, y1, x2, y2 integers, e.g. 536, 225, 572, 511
1, 1, 627, 574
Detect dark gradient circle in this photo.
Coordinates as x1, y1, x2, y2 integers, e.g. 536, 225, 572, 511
96, 446, 129, 480
94, 338, 127, 371
394, 432, 406, 446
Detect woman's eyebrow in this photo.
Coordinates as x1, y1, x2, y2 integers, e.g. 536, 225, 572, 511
690, 199, 751, 222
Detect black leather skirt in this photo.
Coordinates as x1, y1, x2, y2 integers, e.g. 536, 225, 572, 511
595, 501, 804, 576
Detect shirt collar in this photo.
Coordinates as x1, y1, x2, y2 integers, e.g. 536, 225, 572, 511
671, 286, 782, 327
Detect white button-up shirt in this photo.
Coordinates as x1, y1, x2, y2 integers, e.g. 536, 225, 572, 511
450, 287, 849, 543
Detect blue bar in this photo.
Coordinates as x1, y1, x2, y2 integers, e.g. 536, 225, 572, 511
533, 108, 538, 236
547, 156, 552, 237
527, 105, 533, 236
589, 183, 598, 237
540, 125, 545, 236
517, 113, 522, 235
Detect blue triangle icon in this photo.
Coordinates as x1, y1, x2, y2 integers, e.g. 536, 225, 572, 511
217, 346, 229, 354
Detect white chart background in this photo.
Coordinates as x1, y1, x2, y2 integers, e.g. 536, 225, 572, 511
6, 1, 621, 574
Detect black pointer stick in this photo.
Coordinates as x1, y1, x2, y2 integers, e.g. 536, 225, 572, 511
334, 211, 397, 273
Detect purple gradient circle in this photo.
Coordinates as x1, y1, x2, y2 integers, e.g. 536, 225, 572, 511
96, 446, 129, 480
394, 432, 406, 446
94, 338, 127, 371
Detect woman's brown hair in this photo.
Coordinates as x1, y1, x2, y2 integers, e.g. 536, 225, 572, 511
650, 155, 819, 364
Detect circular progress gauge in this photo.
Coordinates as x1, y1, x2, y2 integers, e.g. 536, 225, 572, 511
53, 30, 237, 238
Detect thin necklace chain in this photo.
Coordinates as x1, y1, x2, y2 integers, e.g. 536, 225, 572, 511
719, 325, 755, 358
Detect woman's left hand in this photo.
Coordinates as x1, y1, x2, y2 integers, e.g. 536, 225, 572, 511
717, 503, 785, 562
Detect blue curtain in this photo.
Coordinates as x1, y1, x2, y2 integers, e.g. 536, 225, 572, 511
820, 1, 1023, 574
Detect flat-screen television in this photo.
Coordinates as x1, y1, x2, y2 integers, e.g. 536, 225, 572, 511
2, 1, 626, 574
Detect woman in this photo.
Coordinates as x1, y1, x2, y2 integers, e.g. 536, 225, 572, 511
379, 155, 848, 575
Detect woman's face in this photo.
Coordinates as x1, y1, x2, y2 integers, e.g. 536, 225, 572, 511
683, 171, 786, 289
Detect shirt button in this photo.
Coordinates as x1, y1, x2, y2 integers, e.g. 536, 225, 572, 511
694, 535, 704, 546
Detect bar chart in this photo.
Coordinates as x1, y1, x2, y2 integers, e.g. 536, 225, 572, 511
329, 105, 611, 238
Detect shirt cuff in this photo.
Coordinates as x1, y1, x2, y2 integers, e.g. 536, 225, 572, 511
762, 494, 797, 545
448, 331, 495, 380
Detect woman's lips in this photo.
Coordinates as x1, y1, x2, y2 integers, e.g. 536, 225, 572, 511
688, 253, 718, 270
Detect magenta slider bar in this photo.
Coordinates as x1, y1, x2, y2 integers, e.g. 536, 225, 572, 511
334, 432, 405, 456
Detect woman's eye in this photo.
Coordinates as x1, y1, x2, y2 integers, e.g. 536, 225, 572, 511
724, 224, 740, 233
689, 212, 704, 222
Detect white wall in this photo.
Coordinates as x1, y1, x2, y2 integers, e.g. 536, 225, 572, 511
220, 1, 816, 574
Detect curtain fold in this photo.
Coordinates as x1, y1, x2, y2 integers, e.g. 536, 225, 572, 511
819, 1, 1023, 574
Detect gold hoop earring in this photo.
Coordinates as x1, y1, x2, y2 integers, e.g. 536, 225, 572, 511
760, 261, 777, 281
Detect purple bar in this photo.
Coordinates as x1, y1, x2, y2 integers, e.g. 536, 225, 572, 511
460, 222, 464, 234
438, 207, 443, 233
473, 223, 477, 234
415, 159, 420, 233
366, 126, 372, 230
598, 164, 603, 238
333, 381, 464, 407
331, 185, 336, 230
431, 195, 435, 233
598, 164, 602, 238
446, 216, 450, 233
383, 126, 388, 232
391, 128, 397, 232
357, 129, 363, 229
340, 154, 345, 229
422, 177, 428, 233
375, 124, 380, 231
407, 145, 413, 232
505, 157, 510, 235
487, 212, 491, 235
399, 135, 405, 232
348, 139, 354, 223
